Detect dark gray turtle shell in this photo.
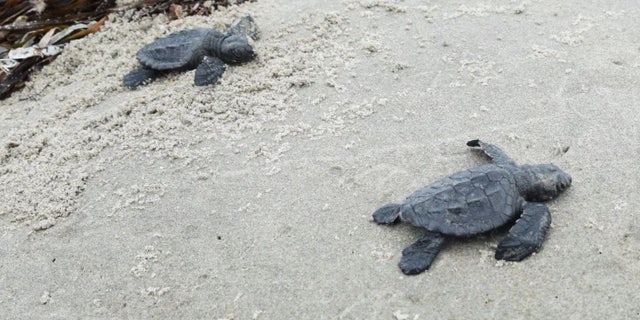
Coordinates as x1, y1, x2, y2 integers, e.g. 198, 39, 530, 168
400, 164, 520, 237
137, 28, 223, 70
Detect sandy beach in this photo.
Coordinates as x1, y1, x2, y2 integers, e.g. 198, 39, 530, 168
1, 0, 639, 318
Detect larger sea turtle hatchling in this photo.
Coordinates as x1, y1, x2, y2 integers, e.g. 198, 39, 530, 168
123, 15, 260, 89
372, 140, 572, 275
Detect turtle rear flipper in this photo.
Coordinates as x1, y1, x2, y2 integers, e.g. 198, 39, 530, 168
123, 67, 159, 89
399, 232, 446, 275
194, 56, 227, 86
495, 202, 551, 261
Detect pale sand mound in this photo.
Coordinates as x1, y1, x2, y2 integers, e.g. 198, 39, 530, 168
1, 4, 354, 226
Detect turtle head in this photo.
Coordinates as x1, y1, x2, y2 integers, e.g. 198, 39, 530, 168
219, 34, 255, 64
519, 164, 572, 201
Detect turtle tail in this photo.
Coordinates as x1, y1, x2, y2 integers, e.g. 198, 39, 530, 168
372, 203, 402, 224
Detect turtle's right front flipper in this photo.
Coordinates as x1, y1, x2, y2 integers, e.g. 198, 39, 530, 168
495, 202, 551, 261
123, 67, 159, 89
467, 139, 516, 166
194, 56, 227, 86
399, 232, 446, 275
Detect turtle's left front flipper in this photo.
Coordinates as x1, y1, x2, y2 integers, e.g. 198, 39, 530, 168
227, 15, 260, 41
495, 202, 551, 261
194, 56, 227, 86
467, 139, 517, 166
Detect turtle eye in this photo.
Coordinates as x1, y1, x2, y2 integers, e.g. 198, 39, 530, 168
232, 47, 253, 62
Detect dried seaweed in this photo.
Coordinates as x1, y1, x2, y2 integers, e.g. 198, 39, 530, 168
0, 0, 256, 100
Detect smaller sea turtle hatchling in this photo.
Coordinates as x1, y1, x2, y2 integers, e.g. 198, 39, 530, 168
372, 140, 572, 275
123, 15, 259, 89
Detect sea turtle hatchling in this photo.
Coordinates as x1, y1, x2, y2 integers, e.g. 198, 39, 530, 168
123, 15, 259, 89
372, 140, 572, 275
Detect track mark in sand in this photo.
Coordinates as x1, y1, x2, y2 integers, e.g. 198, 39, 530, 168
130, 245, 162, 278
549, 11, 626, 46
441, 52, 500, 87
110, 183, 167, 215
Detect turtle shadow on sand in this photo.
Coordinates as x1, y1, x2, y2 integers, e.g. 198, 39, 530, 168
372, 140, 572, 275
123, 15, 260, 89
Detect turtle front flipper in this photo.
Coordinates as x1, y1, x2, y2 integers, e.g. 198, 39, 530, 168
495, 202, 551, 261
194, 56, 227, 86
123, 67, 160, 89
467, 139, 517, 166
227, 15, 260, 41
399, 232, 446, 275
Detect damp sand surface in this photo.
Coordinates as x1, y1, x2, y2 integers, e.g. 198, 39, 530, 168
1, 1, 639, 318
